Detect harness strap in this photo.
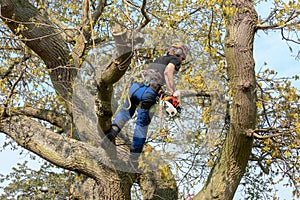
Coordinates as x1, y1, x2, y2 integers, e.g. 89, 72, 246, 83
139, 69, 163, 93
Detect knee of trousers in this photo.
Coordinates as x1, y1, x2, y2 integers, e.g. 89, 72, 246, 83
136, 109, 152, 127
140, 100, 156, 110
113, 110, 131, 129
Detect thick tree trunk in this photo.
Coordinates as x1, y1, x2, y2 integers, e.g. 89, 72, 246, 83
0, 1, 179, 199
71, 175, 133, 200
194, 1, 257, 199
0, 115, 178, 200
0, 0, 74, 104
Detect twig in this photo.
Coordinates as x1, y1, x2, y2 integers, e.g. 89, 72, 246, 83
247, 128, 291, 139
281, 28, 300, 45
138, 0, 150, 30
2, 68, 25, 117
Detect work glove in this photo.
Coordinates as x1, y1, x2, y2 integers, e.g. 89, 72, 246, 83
161, 95, 180, 108
170, 95, 180, 108
162, 95, 181, 112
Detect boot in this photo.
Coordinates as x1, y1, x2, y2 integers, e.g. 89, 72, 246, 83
105, 124, 120, 145
101, 125, 121, 159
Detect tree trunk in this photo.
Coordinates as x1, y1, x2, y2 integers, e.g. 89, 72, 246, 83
0, 1, 179, 199
0, 116, 178, 199
0, 0, 74, 104
194, 1, 257, 199
71, 175, 133, 200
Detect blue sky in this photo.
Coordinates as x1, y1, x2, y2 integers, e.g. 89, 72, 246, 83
254, 0, 300, 78
254, 30, 300, 77
1, 1, 299, 199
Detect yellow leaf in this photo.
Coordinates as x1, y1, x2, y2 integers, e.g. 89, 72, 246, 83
262, 146, 270, 152
207, 160, 213, 167
256, 102, 263, 109
285, 150, 290, 158
271, 149, 279, 158
266, 159, 271, 166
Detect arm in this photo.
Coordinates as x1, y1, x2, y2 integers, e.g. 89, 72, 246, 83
164, 63, 176, 95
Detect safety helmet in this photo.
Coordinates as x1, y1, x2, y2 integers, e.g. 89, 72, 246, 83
167, 43, 188, 60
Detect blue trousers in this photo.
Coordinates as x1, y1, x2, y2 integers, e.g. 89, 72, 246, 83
113, 82, 158, 153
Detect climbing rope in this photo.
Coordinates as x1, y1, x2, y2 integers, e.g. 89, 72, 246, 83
114, 49, 144, 115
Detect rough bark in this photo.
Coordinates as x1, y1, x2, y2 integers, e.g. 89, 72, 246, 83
0, 115, 178, 199
0, 0, 74, 105
95, 26, 144, 131
194, 1, 258, 199
0, 116, 134, 199
0, 1, 178, 199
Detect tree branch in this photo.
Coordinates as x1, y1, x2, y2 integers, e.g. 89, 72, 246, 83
123, 0, 150, 30
72, 0, 107, 65
139, 0, 150, 29
2, 68, 24, 116
0, 0, 74, 111
257, 9, 299, 31
281, 27, 300, 44
246, 128, 292, 139
94, 26, 145, 131
0, 115, 114, 181
7, 107, 71, 129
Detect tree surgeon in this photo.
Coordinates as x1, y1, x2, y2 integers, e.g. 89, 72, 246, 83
105, 43, 188, 168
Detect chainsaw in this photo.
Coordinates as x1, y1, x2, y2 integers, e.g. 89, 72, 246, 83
159, 90, 200, 140
160, 95, 184, 134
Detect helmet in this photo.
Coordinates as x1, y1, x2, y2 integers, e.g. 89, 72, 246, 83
167, 43, 188, 60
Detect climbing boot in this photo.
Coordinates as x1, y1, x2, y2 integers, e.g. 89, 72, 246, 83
105, 124, 120, 145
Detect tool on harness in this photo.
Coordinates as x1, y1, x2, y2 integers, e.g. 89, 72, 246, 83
139, 69, 163, 93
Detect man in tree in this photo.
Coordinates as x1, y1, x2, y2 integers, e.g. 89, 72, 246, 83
105, 43, 188, 167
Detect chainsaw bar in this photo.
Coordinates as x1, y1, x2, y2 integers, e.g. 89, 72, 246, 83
160, 100, 185, 134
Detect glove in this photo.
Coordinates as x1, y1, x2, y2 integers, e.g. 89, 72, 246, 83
170, 95, 180, 108
162, 95, 180, 107
171, 96, 182, 113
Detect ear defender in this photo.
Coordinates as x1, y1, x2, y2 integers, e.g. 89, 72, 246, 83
167, 45, 186, 60
174, 48, 184, 57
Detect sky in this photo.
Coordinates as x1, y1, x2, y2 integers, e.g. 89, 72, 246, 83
254, 31, 300, 77
254, 0, 300, 78
1, 1, 300, 199
236, 32, 299, 200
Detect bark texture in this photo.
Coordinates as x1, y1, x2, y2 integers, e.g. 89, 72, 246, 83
0, 0, 74, 104
0, 0, 178, 199
0, 116, 134, 199
194, 1, 258, 199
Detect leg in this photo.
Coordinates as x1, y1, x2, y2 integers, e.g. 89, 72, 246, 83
131, 86, 158, 153
129, 87, 157, 170
112, 82, 142, 129
105, 83, 142, 145
113, 100, 136, 130
131, 108, 151, 153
